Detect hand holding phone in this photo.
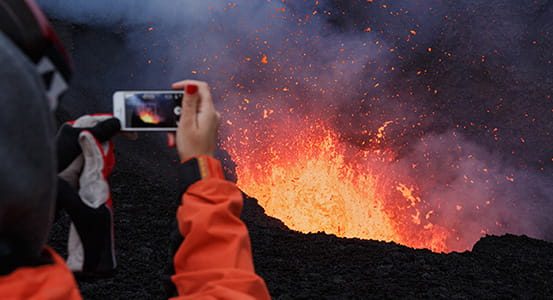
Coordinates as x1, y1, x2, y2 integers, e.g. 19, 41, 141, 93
171, 80, 221, 160
112, 81, 220, 159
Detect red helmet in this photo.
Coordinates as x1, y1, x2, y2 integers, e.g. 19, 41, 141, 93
0, 0, 73, 110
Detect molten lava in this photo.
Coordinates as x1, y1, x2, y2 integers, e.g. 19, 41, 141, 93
225, 119, 451, 253
138, 109, 161, 124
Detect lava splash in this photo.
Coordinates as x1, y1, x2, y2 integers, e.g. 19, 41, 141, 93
225, 118, 452, 253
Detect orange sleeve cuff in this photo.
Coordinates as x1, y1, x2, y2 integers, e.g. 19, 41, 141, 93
178, 155, 225, 194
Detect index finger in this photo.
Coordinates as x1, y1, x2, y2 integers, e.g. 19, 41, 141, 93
175, 81, 215, 111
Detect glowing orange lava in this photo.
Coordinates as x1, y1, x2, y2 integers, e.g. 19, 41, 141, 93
138, 110, 161, 124
225, 120, 451, 253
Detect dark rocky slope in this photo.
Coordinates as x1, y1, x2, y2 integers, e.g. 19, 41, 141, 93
48, 135, 553, 299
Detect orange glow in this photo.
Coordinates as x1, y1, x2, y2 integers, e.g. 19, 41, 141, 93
261, 54, 269, 64
138, 109, 161, 124
225, 120, 451, 252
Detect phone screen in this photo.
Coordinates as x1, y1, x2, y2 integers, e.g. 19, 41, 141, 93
123, 92, 183, 129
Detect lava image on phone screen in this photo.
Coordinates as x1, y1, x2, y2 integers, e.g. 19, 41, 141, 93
124, 92, 182, 129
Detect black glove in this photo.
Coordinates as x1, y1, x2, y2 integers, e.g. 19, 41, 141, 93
56, 116, 120, 172
57, 177, 116, 275
55, 114, 120, 275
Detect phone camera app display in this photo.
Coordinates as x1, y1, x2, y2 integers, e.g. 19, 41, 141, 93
124, 93, 182, 128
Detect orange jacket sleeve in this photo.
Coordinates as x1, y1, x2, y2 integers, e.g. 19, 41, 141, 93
0, 247, 82, 300
170, 156, 271, 300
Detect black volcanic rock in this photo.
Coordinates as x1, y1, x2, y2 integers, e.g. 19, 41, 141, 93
243, 197, 553, 299
48, 135, 553, 299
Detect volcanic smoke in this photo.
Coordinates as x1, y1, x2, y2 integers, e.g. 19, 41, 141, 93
39, 0, 553, 252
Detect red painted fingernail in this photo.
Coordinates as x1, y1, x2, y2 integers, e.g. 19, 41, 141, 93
186, 84, 198, 95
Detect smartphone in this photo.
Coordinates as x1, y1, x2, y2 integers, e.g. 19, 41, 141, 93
113, 90, 183, 131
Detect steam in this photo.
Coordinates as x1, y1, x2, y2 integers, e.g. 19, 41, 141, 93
38, 0, 553, 250
392, 131, 553, 250
37, 0, 224, 25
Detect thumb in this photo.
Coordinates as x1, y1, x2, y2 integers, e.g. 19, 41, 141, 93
179, 84, 200, 128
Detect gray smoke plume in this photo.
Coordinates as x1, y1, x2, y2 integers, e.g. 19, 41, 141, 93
38, 0, 553, 251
